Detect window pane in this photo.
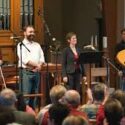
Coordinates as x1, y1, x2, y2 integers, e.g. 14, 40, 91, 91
0, 0, 10, 30
20, 0, 34, 29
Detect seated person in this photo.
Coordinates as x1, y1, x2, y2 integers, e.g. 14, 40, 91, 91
37, 84, 67, 125
0, 88, 36, 125
62, 115, 89, 125
0, 104, 15, 125
104, 98, 123, 125
111, 90, 125, 125
79, 83, 107, 119
61, 90, 88, 120
48, 103, 70, 125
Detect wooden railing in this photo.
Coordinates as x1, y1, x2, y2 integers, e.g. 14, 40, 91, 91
0, 63, 62, 106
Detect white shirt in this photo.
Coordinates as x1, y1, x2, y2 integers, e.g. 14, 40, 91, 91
17, 38, 45, 68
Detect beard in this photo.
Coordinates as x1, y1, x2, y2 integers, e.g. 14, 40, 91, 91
26, 35, 35, 41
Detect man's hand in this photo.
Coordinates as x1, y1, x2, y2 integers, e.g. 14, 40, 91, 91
63, 77, 68, 83
0, 60, 3, 66
32, 64, 41, 72
82, 76, 87, 83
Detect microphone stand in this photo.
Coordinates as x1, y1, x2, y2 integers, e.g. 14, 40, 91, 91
19, 41, 30, 92
38, 9, 53, 103
103, 56, 110, 87
12, 38, 20, 90
54, 43, 61, 85
54, 48, 59, 85
103, 56, 120, 88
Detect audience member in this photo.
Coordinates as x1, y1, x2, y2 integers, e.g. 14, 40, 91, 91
104, 98, 123, 125
62, 115, 88, 125
61, 90, 88, 120
79, 83, 105, 119
0, 88, 36, 125
0, 104, 15, 125
96, 83, 110, 125
49, 103, 70, 125
111, 90, 125, 125
37, 84, 67, 125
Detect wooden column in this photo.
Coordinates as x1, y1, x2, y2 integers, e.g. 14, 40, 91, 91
102, 0, 117, 88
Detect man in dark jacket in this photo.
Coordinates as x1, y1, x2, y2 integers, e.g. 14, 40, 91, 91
115, 28, 125, 91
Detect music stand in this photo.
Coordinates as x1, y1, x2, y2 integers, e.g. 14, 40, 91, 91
79, 51, 103, 86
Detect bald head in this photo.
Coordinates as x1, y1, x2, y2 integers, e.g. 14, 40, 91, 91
63, 90, 80, 108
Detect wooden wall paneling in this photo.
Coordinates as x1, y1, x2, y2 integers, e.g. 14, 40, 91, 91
0, 0, 19, 63
34, 0, 44, 44
12, 0, 21, 34
102, 0, 117, 88
0, 0, 15, 45
1, 47, 15, 63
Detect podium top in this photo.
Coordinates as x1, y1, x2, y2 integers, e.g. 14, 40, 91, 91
79, 51, 104, 64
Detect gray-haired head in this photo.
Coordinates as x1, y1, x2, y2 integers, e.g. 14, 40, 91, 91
63, 90, 80, 108
0, 88, 17, 106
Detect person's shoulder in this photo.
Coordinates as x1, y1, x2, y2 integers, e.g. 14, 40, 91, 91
13, 110, 36, 125
80, 104, 91, 110
63, 47, 70, 52
17, 42, 21, 46
116, 40, 125, 46
33, 42, 42, 48
17, 39, 25, 45
38, 104, 52, 116
80, 104, 98, 109
33, 41, 40, 45
64, 47, 69, 50
14, 110, 35, 119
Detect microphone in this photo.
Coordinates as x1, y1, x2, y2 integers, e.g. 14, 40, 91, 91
10, 36, 22, 39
